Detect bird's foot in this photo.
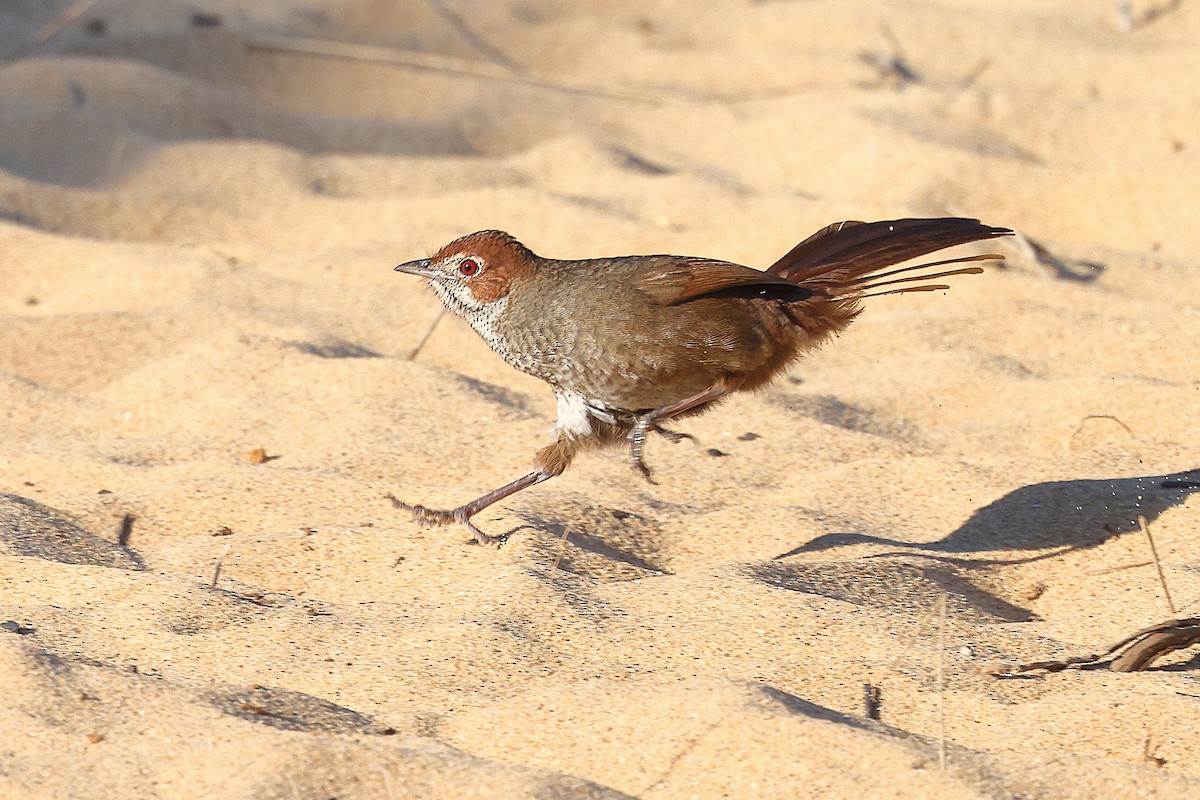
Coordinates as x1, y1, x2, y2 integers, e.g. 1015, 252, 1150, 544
651, 423, 695, 445
626, 420, 658, 485
385, 494, 507, 546
627, 418, 695, 484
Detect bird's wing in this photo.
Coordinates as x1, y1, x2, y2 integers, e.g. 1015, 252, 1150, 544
634, 258, 812, 306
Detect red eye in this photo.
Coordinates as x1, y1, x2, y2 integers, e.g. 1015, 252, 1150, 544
459, 258, 480, 276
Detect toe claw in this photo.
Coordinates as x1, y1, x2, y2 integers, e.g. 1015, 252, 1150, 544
654, 425, 695, 445
633, 457, 659, 485
626, 420, 664, 485
386, 494, 458, 528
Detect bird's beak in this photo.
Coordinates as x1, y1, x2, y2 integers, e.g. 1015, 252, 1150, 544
394, 258, 438, 278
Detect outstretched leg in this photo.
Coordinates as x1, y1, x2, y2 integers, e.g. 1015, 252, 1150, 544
390, 436, 580, 545
389, 469, 549, 545
627, 384, 729, 483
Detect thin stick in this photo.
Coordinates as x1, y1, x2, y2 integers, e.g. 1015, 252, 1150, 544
1139, 515, 1177, 615
244, 33, 688, 105
936, 595, 948, 772
211, 541, 233, 589
4, 0, 100, 60
407, 306, 447, 361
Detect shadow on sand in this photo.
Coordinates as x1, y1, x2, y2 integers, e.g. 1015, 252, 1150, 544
781, 468, 1200, 565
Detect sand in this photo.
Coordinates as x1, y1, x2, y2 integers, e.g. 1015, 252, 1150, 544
1, 0, 1198, 797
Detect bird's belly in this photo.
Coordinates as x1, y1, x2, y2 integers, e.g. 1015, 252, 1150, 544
498, 297, 794, 413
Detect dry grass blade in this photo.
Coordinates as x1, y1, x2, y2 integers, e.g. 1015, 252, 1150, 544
211, 541, 233, 589
4, 0, 100, 60
936, 595, 948, 771
1068, 414, 1136, 452
550, 525, 571, 574
421, 0, 521, 70
243, 33, 690, 105
1139, 515, 1177, 615
407, 307, 448, 361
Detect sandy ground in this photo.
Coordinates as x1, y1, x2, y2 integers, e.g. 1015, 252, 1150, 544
1, 0, 1198, 797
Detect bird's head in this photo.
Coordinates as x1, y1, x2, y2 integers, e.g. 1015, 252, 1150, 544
394, 230, 536, 314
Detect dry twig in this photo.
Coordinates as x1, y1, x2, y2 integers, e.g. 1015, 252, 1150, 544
998, 617, 1200, 674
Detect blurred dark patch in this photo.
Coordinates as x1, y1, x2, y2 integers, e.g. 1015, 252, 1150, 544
863, 109, 1043, 164
190, 12, 222, 29
770, 392, 921, 442
548, 193, 642, 224
0, 208, 35, 227
67, 81, 86, 108
1019, 234, 1106, 283
287, 338, 381, 359
455, 375, 539, 419
977, 352, 1039, 379
608, 146, 673, 175
0, 493, 143, 570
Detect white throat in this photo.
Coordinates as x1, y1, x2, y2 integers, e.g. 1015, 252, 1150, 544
428, 279, 508, 355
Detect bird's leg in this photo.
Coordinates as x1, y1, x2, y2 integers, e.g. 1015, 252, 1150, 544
389, 470, 549, 545
627, 384, 729, 483
390, 437, 579, 546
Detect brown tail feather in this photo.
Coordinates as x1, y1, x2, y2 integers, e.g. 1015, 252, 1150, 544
768, 217, 1013, 285
842, 252, 998, 289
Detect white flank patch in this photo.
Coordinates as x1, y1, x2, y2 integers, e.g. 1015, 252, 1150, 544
553, 389, 594, 439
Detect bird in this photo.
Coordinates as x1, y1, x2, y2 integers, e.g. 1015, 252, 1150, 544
391, 217, 1012, 544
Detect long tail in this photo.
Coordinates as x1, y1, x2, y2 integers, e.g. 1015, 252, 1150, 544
769, 217, 1013, 297
767, 217, 1012, 340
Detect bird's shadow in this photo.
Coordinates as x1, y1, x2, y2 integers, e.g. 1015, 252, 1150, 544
781, 468, 1200, 565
